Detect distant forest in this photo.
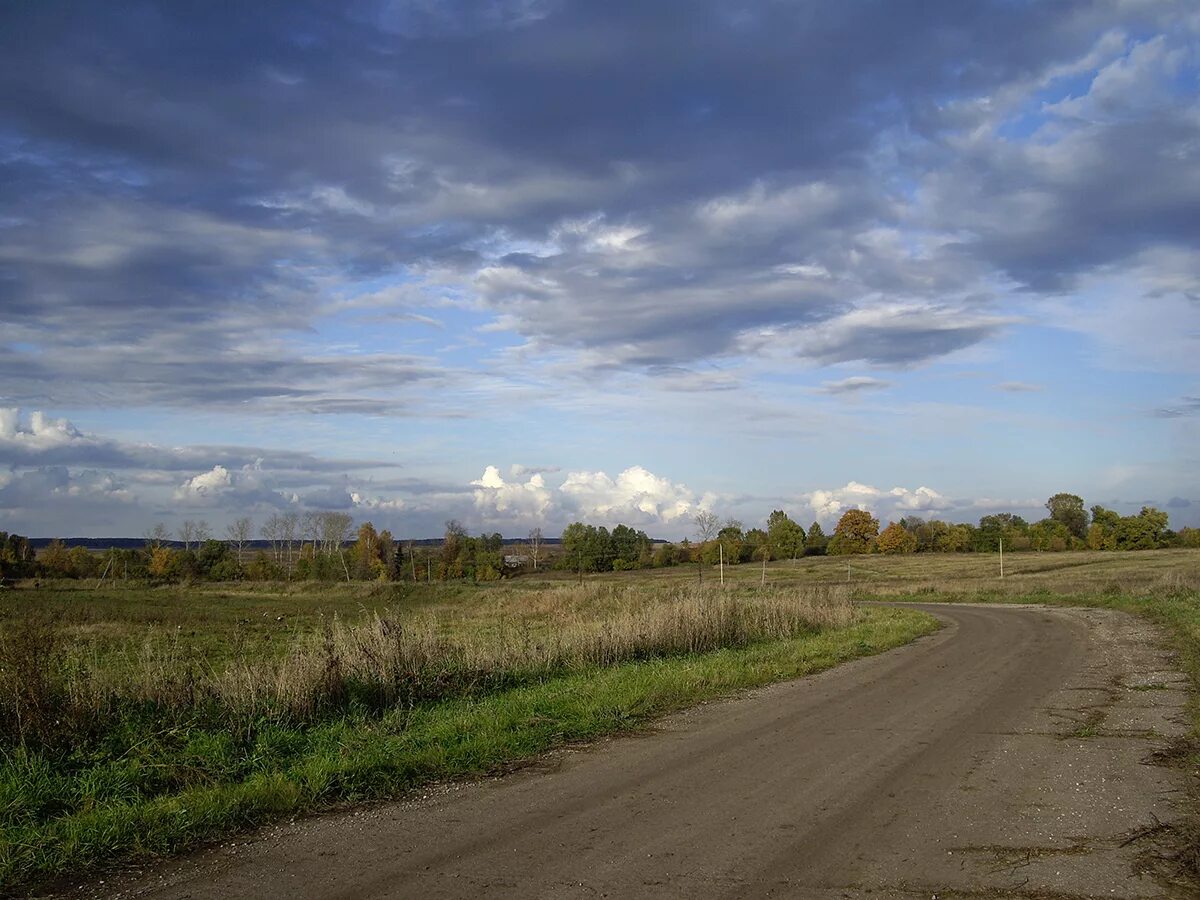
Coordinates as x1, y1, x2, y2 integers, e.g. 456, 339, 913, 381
2, 493, 1196, 583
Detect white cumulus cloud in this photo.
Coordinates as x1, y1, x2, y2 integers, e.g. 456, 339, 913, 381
800, 481, 951, 524
469, 464, 701, 530
471, 465, 555, 519
173, 460, 291, 508
174, 465, 234, 502
559, 465, 697, 525
0, 408, 86, 452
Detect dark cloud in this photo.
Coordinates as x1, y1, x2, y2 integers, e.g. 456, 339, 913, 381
299, 485, 357, 511
915, 32, 1200, 293
740, 304, 1012, 368
0, 343, 454, 413
816, 377, 892, 396
1167, 496, 1191, 509
996, 382, 1044, 393
3, 0, 1188, 403
0, 466, 132, 510
1153, 397, 1200, 419
0, 408, 400, 472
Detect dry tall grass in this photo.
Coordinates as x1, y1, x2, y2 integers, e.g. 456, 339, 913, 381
0, 584, 851, 748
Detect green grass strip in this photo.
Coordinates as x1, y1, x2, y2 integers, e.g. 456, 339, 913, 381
0, 606, 935, 894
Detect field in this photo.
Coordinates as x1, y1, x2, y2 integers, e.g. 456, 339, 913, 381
2, 548, 1199, 894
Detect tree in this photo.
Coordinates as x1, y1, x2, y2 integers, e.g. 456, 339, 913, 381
745, 527, 768, 564
766, 510, 805, 561
261, 514, 283, 562
1087, 505, 1168, 551
148, 546, 180, 580
694, 511, 719, 544
244, 551, 282, 581
441, 519, 467, 579
1029, 518, 1071, 551
197, 539, 239, 579
178, 520, 210, 551
560, 522, 615, 573
226, 517, 253, 559
1115, 506, 1169, 550
827, 509, 879, 555
692, 510, 720, 580
936, 523, 974, 553
976, 514, 1029, 552
876, 521, 917, 554
611, 524, 650, 568
1178, 527, 1200, 549
1046, 493, 1089, 539
651, 542, 681, 567
805, 521, 828, 556
378, 529, 397, 577
351, 521, 385, 579
905, 518, 951, 553
1087, 505, 1120, 550
143, 522, 171, 549
38, 540, 73, 577
528, 527, 544, 571
0, 532, 34, 579
280, 511, 299, 573
716, 518, 747, 563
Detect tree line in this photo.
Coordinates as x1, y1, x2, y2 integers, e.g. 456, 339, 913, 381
822, 494, 1190, 556
554, 494, 1196, 573
2, 492, 1196, 583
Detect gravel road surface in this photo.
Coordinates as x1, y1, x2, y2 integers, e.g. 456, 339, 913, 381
80, 603, 1197, 899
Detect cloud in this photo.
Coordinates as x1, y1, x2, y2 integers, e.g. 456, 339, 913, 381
0, 466, 133, 510
915, 26, 1200, 293
816, 376, 892, 395
1154, 397, 1200, 419
1167, 496, 1192, 509
799, 481, 952, 524
0, 408, 397, 473
471, 465, 555, 521
2, 0, 1181, 412
174, 465, 234, 502
0, 409, 83, 452
350, 492, 406, 513
509, 463, 561, 479
1, 4, 1197, 536
744, 304, 1014, 368
173, 461, 294, 509
997, 381, 1044, 393
559, 466, 699, 525
467, 464, 701, 530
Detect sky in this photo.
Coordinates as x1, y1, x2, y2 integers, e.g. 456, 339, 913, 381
1, 0, 1198, 540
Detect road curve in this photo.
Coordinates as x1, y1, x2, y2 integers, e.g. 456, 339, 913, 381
93, 604, 1194, 899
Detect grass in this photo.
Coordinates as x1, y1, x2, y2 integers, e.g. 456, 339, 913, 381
0, 580, 937, 894
4, 548, 1198, 894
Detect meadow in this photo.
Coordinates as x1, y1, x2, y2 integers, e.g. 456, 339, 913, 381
1, 548, 1198, 894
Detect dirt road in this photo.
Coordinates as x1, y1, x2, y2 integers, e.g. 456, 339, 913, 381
89, 604, 1196, 899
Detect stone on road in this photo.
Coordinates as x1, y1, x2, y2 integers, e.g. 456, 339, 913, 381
90, 604, 1197, 899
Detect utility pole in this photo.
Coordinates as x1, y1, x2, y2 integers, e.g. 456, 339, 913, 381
999, 537, 1004, 579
